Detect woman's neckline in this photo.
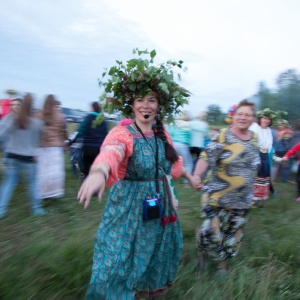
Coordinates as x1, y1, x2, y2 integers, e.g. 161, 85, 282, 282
230, 127, 251, 141
131, 122, 153, 133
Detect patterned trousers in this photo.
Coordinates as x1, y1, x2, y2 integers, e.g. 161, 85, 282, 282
196, 205, 249, 261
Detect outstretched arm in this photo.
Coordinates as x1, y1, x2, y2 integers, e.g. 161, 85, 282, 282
78, 163, 109, 208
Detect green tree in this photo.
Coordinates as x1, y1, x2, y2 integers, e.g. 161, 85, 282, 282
256, 82, 279, 110
206, 104, 224, 123
276, 69, 300, 89
256, 69, 300, 122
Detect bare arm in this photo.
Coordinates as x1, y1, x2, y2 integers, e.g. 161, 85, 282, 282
181, 167, 201, 190
192, 159, 209, 190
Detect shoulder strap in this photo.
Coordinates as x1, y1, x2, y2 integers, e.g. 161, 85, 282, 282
217, 128, 227, 144
251, 132, 259, 148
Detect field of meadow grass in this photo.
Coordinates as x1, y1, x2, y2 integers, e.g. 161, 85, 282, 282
0, 154, 300, 299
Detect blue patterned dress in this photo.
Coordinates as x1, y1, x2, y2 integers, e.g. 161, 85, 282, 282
85, 126, 183, 299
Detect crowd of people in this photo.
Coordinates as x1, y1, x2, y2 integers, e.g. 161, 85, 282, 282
0, 94, 108, 219
1, 50, 300, 299
166, 111, 214, 185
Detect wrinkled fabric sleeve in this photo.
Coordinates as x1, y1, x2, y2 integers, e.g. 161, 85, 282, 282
284, 143, 300, 158
164, 127, 183, 179
92, 126, 133, 186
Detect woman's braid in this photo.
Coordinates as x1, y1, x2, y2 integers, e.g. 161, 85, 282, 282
155, 117, 179, 164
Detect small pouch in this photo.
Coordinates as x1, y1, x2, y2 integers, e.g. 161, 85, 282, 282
143, 196, 162, 222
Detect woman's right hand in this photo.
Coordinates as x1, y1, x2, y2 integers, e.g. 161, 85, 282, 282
77, 171, 106, 208
192, 174, 203, 192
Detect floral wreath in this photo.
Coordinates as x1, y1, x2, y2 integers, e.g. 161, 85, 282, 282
224, 104, 237, 124
256, 108, 287, 121
97, 48, 191, 124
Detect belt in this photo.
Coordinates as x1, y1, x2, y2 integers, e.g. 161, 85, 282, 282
123, 177, 164, 182
6, 152, 35, 163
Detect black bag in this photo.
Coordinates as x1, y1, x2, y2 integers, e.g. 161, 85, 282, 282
143, 197, 162, 221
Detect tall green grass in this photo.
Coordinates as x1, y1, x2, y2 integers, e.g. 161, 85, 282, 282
0, 159, 299, 299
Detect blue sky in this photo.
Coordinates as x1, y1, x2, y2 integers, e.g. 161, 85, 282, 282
1, 0, 300, 116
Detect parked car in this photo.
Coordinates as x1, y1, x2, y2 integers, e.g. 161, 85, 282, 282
61, 108, 87, 123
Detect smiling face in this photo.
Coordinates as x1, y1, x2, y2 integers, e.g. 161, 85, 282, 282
232, 105, 255, 131
132, 94, 159, 127
11, 100, 21, 113
260, 116, 271, 128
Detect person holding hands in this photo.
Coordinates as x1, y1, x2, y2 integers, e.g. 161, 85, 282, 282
193, 100, 261, 275
282, 143, 300, 201
78, 49, 198, 299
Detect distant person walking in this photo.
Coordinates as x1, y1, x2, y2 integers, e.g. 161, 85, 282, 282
281, 143, 300, 201
249, 108, 275, 208
0, 98, 22, 153
272, 119, 293, 183
76, 102, 108, 178
0, 94, 46, 219
167, 111, 193, 186
35, 95, 69, 200
189, 112, 209, 163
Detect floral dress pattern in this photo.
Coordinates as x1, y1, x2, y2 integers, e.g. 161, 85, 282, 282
85, 125, 183, 300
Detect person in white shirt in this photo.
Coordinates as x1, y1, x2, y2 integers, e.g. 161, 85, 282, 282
249, 109, 275, 208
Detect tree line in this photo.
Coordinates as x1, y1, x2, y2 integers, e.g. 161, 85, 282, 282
206, 69, 300, 125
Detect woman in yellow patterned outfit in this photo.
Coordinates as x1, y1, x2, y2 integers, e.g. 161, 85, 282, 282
193, 99, 261, 274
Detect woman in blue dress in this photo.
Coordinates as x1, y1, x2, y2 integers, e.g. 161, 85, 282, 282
78, 50, 199, 299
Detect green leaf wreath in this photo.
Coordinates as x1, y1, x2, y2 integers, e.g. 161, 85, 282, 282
97, 48, 191, 124
256, 108, 287, 121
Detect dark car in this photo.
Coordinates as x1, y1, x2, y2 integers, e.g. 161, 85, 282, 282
61, 108, 87, 123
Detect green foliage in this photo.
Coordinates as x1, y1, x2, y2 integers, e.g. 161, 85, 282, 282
256, 69, 300, 123
98, 48, 191, 124
206, 104, 225, 123
256, 108, 287, 121
5, 89, 18, 96
91, 112, 105, 128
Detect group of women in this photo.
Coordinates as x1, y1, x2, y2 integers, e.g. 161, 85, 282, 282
75, 49, 286, 299
0, 50, 286, 299
0, 94, 68, 219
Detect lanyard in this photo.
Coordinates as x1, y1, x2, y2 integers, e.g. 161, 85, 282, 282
134, 122, 159, 194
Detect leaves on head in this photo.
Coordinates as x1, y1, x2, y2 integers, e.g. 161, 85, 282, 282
256, 108, 288, 121
98, 48, 191, 123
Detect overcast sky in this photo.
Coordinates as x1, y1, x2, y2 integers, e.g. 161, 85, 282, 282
1, 0, 300, 116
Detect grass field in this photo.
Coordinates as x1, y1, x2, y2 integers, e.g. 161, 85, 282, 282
0, 155, 300, 299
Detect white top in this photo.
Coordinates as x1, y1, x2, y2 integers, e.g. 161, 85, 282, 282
249, 122, 273, 152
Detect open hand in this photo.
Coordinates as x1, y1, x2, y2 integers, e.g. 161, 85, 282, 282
77, 171, 106, 209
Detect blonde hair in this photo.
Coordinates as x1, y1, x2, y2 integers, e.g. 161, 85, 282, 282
177, 111, 190, 121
